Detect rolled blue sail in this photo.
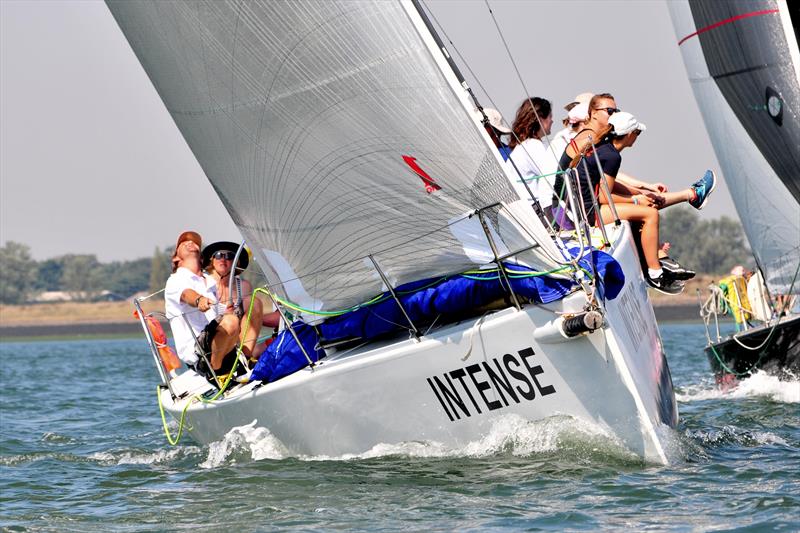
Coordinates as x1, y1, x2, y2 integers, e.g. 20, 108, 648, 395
251, 252, 624, 383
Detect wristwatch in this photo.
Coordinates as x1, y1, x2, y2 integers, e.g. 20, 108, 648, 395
195, 296, 203, 307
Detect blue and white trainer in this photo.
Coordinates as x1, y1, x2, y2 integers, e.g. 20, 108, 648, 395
689, 170, 716, 210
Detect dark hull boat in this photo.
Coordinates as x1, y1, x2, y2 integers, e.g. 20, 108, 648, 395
705, 314, 800, 383
670, 0, 800, 382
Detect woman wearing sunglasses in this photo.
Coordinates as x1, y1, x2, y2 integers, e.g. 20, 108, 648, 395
202, 241, 264, 360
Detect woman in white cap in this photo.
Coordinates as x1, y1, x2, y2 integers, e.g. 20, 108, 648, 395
476, 107, 514, 161
550, 92, 593, 157
549, 102, 590, 161
590, 112, 715, 292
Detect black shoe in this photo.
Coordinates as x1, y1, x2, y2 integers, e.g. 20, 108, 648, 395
646, 272, 685, 295
660, 256, 696, 280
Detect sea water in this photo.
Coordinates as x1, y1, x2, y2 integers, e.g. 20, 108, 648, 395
1, 323, 798, 531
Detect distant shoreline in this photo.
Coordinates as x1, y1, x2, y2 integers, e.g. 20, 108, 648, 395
0, 301, 706, 340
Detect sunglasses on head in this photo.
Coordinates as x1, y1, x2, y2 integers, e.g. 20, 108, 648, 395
213, 250, 235, 260
596, 107, 620, 115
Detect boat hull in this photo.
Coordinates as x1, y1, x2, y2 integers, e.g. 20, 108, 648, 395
162, 223, 677, 464
705, 313, 800, 382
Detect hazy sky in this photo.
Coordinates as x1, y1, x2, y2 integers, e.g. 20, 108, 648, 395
0, 0, 734, 262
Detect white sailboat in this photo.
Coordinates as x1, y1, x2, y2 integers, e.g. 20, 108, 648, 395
669, 0, 800, 381
115, 0, 677, 463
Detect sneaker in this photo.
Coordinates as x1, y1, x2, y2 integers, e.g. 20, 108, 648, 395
646, 272, 685, 295
660, 256, 696, 280
689, 170, 716, 210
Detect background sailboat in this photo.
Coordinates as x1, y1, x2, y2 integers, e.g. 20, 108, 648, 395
668, 0, 800, 380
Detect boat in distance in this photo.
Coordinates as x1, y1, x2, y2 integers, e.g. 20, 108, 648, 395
669, 0, 800, 382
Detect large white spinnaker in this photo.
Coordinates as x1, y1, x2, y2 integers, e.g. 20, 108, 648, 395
668, 0, 800, 296
106, 0, 563, 314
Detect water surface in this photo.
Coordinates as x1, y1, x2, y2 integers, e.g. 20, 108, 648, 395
1, 323, 798, 531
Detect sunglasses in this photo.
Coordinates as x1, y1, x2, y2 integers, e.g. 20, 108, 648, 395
212, 250, 235, 261
596, 107, 620, 115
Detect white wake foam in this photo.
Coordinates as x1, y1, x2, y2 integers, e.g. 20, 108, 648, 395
89, 446, 198, 465
685, 425, 789, 448
677, 371, 799, 403
200, 420, 289, 468
200, 414, 633, 466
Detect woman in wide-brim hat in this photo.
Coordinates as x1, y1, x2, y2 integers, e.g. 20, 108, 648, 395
202, 241, 263, 359
202, 241, 250, 272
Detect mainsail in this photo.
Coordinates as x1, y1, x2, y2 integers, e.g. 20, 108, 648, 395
668, 0, 800, 296
107, 0, 562, 313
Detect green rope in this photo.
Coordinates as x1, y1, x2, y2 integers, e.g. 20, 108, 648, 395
708, 341, 768, 379
157, 386, 192, 446
157, 285, 266, 445
266, 264, 578, 316
517, 168, 570, 183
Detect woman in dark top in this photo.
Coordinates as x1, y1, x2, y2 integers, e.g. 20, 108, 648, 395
593, 112, 715, 292
553, 94, 715, 292
552, 94, 617, 229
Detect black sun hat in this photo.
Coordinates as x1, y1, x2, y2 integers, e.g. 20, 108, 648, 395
201, 241, 250, 272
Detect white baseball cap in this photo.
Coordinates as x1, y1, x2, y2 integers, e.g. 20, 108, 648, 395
474, 107, 512, 134
567, 102, 589, 124
564, 92, 594, 111
609, 111, 647, 136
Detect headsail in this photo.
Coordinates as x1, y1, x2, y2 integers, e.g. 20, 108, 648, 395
668, 0, 800, 296
106, 0, 561, 312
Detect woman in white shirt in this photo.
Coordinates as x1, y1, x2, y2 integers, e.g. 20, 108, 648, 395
508, 97, 559, 207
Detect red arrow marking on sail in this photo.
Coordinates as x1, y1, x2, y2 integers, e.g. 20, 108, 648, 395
678, 9, 778, 46
402, 155, 441, 194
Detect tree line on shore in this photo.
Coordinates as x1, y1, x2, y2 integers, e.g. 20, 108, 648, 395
0, 208, 752, 305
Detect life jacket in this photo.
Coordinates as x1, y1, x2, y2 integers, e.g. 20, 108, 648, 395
134, 310, 182, 374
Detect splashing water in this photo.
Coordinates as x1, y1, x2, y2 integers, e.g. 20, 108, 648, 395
198, 414, 638, 466
677, 371, 800, 403
200, 420, 290, 468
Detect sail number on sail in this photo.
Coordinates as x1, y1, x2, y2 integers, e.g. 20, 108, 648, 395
426, 348, 556, 422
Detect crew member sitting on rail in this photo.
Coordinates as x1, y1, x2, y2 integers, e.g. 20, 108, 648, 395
549, 92, 593, 158
508, 97, 559, 208
586, 111, 713, 293
164, 231, 241, 383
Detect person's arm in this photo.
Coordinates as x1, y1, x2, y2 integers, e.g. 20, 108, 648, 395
611, 179, 639, 196
616, 172, 665, 206
180, 288, 213, 312
617, 171, 668, 193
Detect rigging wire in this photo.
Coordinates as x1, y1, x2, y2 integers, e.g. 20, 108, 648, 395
418, 0, 581, 267
481, 1, 565, 174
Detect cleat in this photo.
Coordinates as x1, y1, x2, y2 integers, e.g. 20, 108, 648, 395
660, 256, 696, 280
689, 170, 716, 210
646, 272, 685, 295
